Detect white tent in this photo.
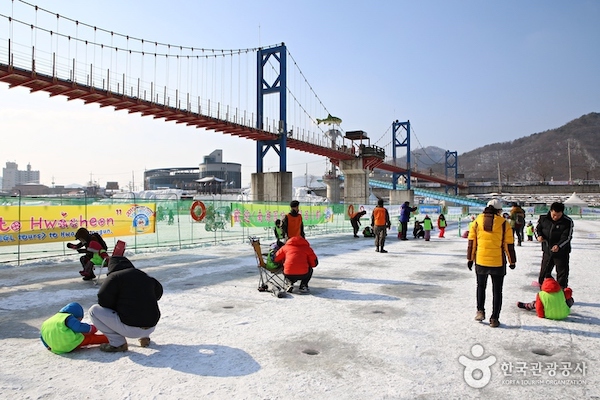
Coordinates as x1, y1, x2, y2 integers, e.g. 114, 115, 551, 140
564, 192, 587, 207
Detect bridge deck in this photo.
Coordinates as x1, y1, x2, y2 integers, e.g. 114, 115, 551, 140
0, 63, 464, 188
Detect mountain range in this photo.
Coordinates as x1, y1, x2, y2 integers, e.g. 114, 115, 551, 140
398, 112, 600, 183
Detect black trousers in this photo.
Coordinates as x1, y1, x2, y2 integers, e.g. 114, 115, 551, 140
351, 220, 360, 236
539, 252, 570, 288
400, 222, 408, 239
476, 269, 505, 320
285, 268, 313, 286
514, 225, 524, 244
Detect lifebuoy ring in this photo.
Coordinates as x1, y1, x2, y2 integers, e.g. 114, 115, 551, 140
190, 201, 207, 222
347, 204, 355, 217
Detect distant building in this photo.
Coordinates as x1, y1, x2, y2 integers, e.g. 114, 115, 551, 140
144, 167, 200, 190
143, 150, 241, 191
2, 162, 40, 191
199, 150, 241, 190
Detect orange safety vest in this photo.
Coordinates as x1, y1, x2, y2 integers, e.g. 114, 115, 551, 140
372, 207, 388, 226
286, 213, 304, 238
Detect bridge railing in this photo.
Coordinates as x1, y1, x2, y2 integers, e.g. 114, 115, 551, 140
1, 36, 354, 156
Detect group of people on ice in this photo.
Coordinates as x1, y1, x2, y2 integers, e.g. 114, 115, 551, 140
44, 196, 574, 356
349, 198, 575, 329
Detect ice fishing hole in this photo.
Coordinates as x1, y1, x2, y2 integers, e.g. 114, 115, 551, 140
302, 349, 320, 356
222, 306, 234, 309
372, 310, 385, 314
532, 349, 552, 356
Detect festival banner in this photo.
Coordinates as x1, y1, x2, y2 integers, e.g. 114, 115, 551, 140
230, 203, 333, 227
0, 203, 156, 246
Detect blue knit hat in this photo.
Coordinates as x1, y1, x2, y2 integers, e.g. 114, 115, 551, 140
59, 302, 84, 319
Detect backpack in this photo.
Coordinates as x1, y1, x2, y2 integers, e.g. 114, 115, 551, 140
90, 232, 108, 251
265, 242, 283, 270
516, 212, 525, 227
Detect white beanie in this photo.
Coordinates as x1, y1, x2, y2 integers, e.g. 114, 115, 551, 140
486, 199, 503, 211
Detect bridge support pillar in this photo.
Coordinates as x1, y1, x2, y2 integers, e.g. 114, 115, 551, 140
322, 174, 342, 203
251, 172, 293, 202
339, 158, 369, 205
390, 190, 415, 206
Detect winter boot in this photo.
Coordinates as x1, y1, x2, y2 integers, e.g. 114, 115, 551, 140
100, 343, 128, 352
475, 310, 485, 321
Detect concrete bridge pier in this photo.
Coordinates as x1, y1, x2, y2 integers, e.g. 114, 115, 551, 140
390, 189, 415, 206
322, 174, 343, 203
251, 172, 293, 202
339, 158, 369, 205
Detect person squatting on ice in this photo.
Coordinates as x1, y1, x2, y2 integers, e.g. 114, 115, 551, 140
517, 277, 573, 320
350, 210, 367, 238
66, 227, 109, 281
40, 302, 109, 354
467, 199, 517, 328
274, 236, 318, 294
89, 256, 163, 352
536, 202, 574, 289
371, 199, 391, 252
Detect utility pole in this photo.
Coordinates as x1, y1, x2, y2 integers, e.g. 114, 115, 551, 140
497, 161, 502, 193
568, 139, 572, 183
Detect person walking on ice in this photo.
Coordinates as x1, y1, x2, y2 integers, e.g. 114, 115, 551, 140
467, 199, 517, 328
437, 214, 447, 238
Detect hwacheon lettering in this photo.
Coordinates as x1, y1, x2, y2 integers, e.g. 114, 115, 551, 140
29, 216, 114, 230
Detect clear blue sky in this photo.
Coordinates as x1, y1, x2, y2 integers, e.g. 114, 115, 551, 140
1, 0, 598, 189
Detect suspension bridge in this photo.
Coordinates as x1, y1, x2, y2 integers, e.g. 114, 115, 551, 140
0, 1, 463, 203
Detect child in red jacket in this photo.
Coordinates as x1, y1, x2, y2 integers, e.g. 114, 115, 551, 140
517, 277, 573, 320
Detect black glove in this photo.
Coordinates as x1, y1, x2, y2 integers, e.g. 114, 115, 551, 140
66, 243, 76, 249
509, 264, 516, 270
467, 261, 473, 271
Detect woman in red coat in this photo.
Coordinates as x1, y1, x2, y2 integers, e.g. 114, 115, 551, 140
274, 236, 318, 294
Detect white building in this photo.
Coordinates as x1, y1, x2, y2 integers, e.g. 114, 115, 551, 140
2, 162, 40, 191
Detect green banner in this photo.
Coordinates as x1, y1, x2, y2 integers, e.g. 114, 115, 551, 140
230, 202, 334, 228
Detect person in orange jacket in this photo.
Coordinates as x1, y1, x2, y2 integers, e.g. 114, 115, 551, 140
371, 199, 391, 252
350, 210, 367, 238
274, 236, 318, 294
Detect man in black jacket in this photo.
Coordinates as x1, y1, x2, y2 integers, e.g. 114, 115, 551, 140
536, 202, 574, 289
89, 256, 163, 352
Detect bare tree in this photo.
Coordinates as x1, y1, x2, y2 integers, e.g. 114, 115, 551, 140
532, 156, 553, 182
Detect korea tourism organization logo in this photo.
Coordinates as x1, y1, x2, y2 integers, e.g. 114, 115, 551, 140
459, 344, 588, 389
459, 344, 497, 388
